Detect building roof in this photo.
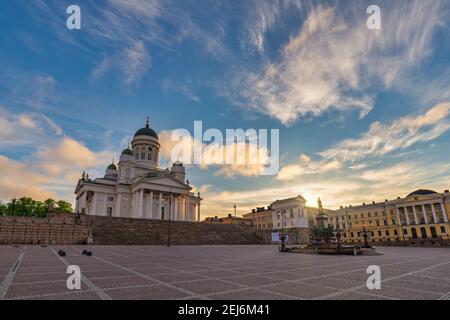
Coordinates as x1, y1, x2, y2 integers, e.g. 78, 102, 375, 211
406, 189, 437, 197
134, 123, 158, 139
121, 148, 133, 156
107, 163, 117, 170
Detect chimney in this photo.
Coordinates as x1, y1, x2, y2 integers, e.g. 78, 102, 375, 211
363, 203, 366, 206
372, 201, 375, 204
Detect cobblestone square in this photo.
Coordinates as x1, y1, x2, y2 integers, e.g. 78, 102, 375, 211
0, 245, 449, 300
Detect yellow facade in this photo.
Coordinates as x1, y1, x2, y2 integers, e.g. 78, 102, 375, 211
329, 190, 450, 244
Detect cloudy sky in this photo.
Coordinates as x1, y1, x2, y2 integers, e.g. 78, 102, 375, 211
1, 0, 450, 217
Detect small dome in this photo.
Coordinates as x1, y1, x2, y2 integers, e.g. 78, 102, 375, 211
173, 160, 183, 166
107, 163, 117, 171
121, 148, 133, 156
406, 189, 437, 197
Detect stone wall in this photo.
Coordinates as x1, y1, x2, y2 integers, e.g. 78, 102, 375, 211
0, 214, 266, 245
0, 214, 91, 245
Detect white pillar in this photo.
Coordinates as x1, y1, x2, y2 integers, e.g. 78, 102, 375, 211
197, 203, 201, 222
148, 191, 153, 219
412, 206, 418, 224
115, 193, 122, 217
170, 194, 174, 220
138, 189, 144, 218
403, 207, 410, 225
91, 192, 98, 215
431, 203, 438, 223
440, 202, 448, 223
80, 192, 87, 213
421, 205, 428, 224
186, 196, 190, 221
158, 193, 163, 219
177, 195, 182, 221
395, 207, 401, 225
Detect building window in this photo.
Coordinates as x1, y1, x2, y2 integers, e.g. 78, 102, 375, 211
440, 226, 446, 234
403, 228, 408, 235
420, 227, 427, 239
383, 220, 387, 226
411, 227, 418, 239
351, 232, 354, 238
385, 230, 390, 236
148, 152, 152, 160
377, 230, 382, 236
394, 229, 398, 236
106, 207, 113, 217
430, 226, 437, 239
391, 219, 396, 225
376, 220, 380, 226
108, 197, 114, 202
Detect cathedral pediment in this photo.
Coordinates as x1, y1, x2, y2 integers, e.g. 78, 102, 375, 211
135, 175, 192, 190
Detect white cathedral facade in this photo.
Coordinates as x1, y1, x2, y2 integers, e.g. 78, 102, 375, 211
74, 119, 202, 222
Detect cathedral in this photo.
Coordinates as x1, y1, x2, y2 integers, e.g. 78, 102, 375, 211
74, 119, 202, 222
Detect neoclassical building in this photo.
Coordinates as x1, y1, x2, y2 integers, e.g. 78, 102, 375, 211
329, 189, 450, 244
74, 119, 202, 222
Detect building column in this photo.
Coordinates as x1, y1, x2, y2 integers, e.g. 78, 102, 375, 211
440, 202, 448, 223
403, 207, 410, 225
91, 192, 98, 215
170, 194, 174, 220
137, 189, 144, 218
115, 193, 122, 217
177, 195, 182, 221
197, 203, 201, 222
158, 192, 163, 219
148, 191, 153, 219
412, 206, 418, 225
80, 192, 87, 214
421, 205, 428, 224
395, 207, 401, 226
185, 197, 188, 221
431, 203, 438, 224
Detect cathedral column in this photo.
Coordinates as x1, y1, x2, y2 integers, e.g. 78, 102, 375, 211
115, 193, 122, 217
148, 191, 153, 219
170, 194, 174, 220
182, 195, 186, 221
197, 203, 201, 222
91, 192, 98, 215
158, 192, 163, 219
186, 196, 190, 221
137, 189, 144, 218
177, 195, 182, 221
80, 192, 87, 214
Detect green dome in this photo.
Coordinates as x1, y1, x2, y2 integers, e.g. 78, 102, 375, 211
121, 148, 133, 156
107, 163, 117, 170
134, 123, 158, 139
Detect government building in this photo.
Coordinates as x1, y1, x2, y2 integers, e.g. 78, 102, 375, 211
74, 119, 202, 222
329, 189, 450, 245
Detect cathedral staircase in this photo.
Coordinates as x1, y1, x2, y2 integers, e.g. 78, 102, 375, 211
89, 216, 267, 245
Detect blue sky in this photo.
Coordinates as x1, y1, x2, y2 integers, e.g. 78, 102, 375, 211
0, 0, 450, 216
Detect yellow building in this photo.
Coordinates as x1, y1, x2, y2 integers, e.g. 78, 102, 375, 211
243, 206, 273, 230
329, 189, 450, 245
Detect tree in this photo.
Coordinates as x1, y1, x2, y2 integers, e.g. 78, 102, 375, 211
0, 197, 73, 217
56, 200, 73, 213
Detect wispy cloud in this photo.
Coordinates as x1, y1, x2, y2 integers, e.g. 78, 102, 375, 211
320, 102, 450, 163
230, 1, 446, 125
